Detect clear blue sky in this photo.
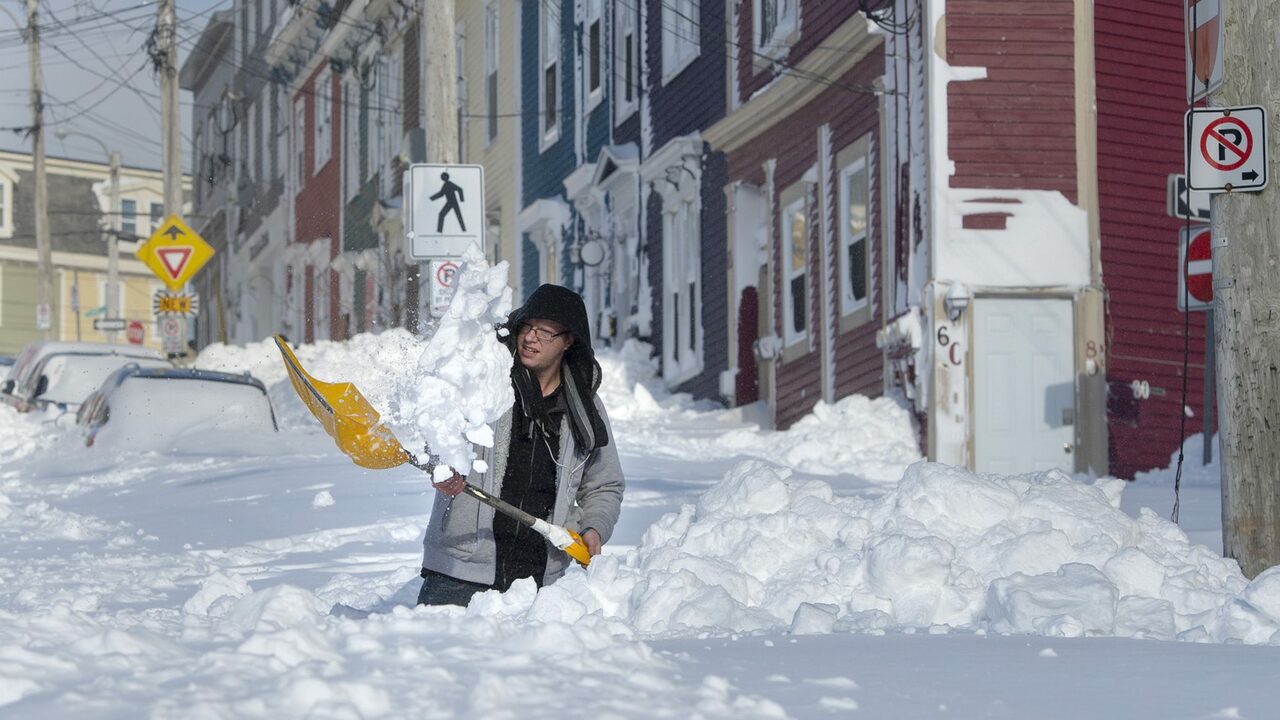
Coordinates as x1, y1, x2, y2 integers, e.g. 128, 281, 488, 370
0, 0, 229, 172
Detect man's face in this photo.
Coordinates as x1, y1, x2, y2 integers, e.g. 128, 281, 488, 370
516, 318, 572, 374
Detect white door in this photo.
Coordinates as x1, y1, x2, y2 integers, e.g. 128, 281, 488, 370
973, 298, 1076, 474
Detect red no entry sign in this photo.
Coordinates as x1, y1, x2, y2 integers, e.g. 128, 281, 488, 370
1179, 226, 1213, 312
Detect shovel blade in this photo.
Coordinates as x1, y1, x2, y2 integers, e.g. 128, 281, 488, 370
273, 336, 409, 469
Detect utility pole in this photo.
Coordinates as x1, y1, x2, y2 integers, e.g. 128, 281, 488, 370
1213, 0, 1280, 578
425, 0, 458, 166
107, 150, 121, 344
158, 0, 181, 217
417, 0, 458, 330
26, 0, 52, 340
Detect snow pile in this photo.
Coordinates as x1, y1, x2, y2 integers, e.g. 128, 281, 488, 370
0, 404, 55, 463
397, 247, 513, 475
592, 341, 921, 480
716, 396, 920, 480
473, 460, 1278, 645
1134, 432, 1221, 487
196, 249, 513, 474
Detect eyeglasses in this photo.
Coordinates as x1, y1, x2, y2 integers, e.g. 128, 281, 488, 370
518, 323, 568, 342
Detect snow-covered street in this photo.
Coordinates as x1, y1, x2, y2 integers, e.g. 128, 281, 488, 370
1, 328, 1278, 719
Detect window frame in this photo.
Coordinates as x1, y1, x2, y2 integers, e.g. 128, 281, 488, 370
539, 2, 561, 150
120, 198, 138, 239
293, 96, 306, 193
661, 0, 700, 85
753, 0, 799, 58
613, 1, 638, 123
779, 183, 808, 349
837, 136, 872, 323
313, 67, 332, 173
343, 78, 359, 201
661, 194, 704, 386
584, 0, 603, 111
0, 177, 11, 238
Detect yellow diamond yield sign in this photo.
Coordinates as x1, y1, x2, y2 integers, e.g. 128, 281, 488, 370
137, 215, 215, 291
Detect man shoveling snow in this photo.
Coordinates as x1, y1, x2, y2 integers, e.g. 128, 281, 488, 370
418, 284, 626, 606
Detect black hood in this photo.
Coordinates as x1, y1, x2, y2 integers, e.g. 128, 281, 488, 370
502, 284, 608, 453
505, 283, 593, 355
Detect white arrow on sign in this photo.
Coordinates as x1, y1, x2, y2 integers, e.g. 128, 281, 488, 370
1166, 174, 1211, 221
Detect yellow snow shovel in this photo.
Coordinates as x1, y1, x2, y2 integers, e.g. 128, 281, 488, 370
272, 335, 593, 566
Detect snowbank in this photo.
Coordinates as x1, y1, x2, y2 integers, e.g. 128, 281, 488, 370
1134, 432, 1221, 487
462, 461, 1278, 645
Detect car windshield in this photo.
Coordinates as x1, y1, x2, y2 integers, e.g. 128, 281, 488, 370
91, 376, 276, 450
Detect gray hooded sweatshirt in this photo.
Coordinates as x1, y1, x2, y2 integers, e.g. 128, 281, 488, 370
420, 393, 625, 587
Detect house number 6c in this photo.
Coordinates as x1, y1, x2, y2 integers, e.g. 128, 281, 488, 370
937, 326, 962, 366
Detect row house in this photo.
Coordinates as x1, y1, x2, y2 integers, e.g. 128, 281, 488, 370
181, 0, 1203, 479
0, 149, 187, 353
707, 1, 886, 429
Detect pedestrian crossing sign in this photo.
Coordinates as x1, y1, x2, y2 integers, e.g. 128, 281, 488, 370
405, 164, 485, 259
137, 215, 216, 291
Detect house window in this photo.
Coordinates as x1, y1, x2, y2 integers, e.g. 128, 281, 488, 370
614, 2, 637, 121
780, 190, 807, 345
484, 2, 499, 143
585, 0, 602, 108
663, 196, 702, 384
121, 199, 137, 238
381, 51, 403, 198
259, 88, 269, 183
150, 203, 164, 233
246, 101, 256, 181
294, 97, 306, 192
246, 0, 256, 49
0, 178, 10, 236
344, 80, 359, 201
754, 0, 798, 55
314, 67, 332, 172
275, 85, 287, 180
838, 137, 871, 316
539, 2, 560, 148
661, 0, 699, 83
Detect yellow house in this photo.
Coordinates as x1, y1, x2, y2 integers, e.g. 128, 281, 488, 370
0, 149, 191, 355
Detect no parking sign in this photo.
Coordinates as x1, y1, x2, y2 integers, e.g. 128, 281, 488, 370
1186, 106, 1268, 193
430, 259, 460, 318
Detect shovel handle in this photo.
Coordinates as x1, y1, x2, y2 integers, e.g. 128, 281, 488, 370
457, 483, 592, 567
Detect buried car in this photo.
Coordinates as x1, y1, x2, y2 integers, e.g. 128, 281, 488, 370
77, 365, 278, 448
2, 341, 171, 412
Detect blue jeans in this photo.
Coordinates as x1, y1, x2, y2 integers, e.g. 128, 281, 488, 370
417, 569, 492, 607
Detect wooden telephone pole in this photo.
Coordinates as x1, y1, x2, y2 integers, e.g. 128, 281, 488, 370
1213, 0, 1280, 577
26, 0, 52, 339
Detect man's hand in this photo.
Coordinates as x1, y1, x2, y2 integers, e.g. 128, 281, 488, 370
432, 471, 466, 497
582, 528, 603, 557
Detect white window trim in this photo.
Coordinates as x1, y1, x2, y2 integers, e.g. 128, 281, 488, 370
314, 67, 332, 173
275, 85, 287, 180
838, 145, 870, 318
613, 2, 638, 124
753, 0, 800, 59
0, 176, 12, 238
343, 79, 359, 202
293, 97, 306, 193
247, 101, 257, 182
259, 88, 269, 183
539, 2, 561, 150
780, 189, 808, 348
120, 198, 139, 238
661, 0, 700, 85
661, 197, 704, 386
584, 0, 603, 112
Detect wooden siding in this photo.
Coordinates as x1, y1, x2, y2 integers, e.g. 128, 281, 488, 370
946, 0, 1078, 203
725, 53, 885, 429
734, 0, 860, 105
1096, 0, 1209, 478
646, 0, 726, 147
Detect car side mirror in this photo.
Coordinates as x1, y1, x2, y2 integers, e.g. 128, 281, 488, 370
1, 379, 12, 394
34, 374, 48, 398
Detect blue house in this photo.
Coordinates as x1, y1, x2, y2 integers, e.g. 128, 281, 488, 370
517, 0, 729, 404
